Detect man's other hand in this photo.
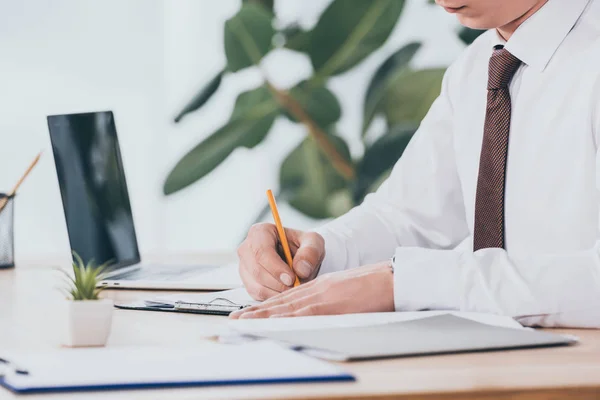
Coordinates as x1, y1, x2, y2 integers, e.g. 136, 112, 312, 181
230, 262, 395, 319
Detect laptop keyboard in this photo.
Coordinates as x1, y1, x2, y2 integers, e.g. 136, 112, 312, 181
108, 265, 218, 281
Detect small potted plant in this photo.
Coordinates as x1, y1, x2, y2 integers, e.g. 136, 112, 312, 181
60, 252, 113, 347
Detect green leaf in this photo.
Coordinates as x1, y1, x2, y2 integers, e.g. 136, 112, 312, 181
458, 26, 485, 45
362, 42, 421, 135
164, 86, 279, 195
284, 81, 341, 128
164, 119, 276, 195
224, 3, 275, 72
309, 0, 405, 78
174, 69, 225, 123
281, 24, 311, 53
230, 85, 277, 120
382, 68, 445, 127
280, 135, 352, 219
242, 0, 274, 13
354, 124, 417, 202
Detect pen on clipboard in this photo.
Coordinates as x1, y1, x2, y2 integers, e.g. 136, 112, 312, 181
266, 189, 300, 287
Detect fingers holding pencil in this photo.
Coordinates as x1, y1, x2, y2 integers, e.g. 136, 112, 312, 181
237, 224, 325, 301
237, 189, 326, 301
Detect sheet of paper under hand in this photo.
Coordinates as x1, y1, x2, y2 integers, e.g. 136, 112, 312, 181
228, 310, 525, 334
235, 314, 575, 361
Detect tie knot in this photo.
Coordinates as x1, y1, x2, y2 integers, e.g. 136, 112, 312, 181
487, 47, 522, 90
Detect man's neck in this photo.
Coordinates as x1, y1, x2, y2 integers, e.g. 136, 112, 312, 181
497, 0, 549, 41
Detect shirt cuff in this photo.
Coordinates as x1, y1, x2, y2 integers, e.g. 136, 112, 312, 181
392, 247, 462, 311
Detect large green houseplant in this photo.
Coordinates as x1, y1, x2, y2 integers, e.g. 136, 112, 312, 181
165, 0, 482, 220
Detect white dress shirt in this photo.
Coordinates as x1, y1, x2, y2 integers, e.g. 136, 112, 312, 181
316, 0, 600, 328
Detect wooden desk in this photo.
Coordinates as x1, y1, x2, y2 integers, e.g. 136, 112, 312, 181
2, 258, 600, 400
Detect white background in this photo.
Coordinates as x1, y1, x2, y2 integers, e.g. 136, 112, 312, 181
0, 0, 464, 262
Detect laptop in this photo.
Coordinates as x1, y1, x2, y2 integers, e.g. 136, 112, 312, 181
47, 111, 241, 290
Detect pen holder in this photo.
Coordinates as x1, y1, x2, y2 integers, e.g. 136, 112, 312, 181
0, 193, 15, 269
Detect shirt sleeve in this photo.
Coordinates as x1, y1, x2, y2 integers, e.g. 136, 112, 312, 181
315, 62, 469, 275
392, 238, 600, 328
594, 74, 600, 143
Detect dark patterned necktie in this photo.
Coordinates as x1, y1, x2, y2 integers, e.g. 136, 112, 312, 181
473, 46, 522, 251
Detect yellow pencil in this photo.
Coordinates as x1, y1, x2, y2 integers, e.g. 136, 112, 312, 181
266, 189, 300, 287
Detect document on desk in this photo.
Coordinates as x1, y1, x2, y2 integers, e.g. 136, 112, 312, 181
0, 342, 354, 394
227, 313, 577, 361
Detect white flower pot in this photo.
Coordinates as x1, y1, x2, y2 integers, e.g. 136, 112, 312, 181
62, 299, 114, 347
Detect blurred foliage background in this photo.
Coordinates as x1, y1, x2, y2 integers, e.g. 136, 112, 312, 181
164, 0, 483, 221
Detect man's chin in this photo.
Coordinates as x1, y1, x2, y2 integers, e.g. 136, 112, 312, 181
456, 15, 494, 31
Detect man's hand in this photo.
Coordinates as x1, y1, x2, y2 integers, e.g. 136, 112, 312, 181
230, 261, 395, 319
237, 223, 325, 301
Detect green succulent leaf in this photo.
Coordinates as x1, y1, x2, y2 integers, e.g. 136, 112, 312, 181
280, 134, 352, 219
309, 0, 405, 79
242, 0, 274, 13
173, 69, 225, 123
458, 26, 485, 45
61, 251, 109, 301
224, 3, 275, 72
354, 124, 417, 202
362, 42, 421, 135
164, 86, 279, 195
284, 81, 341, 128
382, 68, 445, 127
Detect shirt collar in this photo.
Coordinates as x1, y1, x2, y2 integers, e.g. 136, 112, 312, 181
491, 0, 592, 72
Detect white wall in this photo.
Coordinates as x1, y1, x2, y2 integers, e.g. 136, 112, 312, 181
0, 0, 463, 261
0, 0, 165, 262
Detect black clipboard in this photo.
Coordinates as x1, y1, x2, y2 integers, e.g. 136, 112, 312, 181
115, 297, 250, 316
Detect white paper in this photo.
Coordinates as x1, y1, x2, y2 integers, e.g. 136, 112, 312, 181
228, 311, 524, 335
2, 342, 350, 390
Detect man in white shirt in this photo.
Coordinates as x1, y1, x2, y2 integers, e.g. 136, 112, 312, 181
230, 0, 600, 328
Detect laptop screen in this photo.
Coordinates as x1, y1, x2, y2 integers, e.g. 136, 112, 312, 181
47, 111, 140, 271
